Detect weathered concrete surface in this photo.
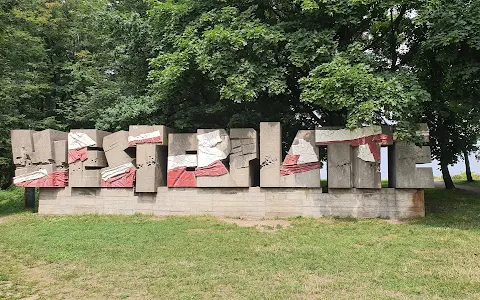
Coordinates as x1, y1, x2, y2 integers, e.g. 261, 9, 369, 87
352, 145, 381, 188
315, 125, 392, 145
168, 133, 198, 156
389, 142, 434, 189
53, 140, 68, 167
327, 143, 353, 188
195, 129, 236, 187
38, 187, 424, 219
229, 128, 258, 187
280, 130, 321, 188
167, 133, 198, 187
69, 162, 102, 187
259, 122, 282, 187
70, 129, 111, 149
82, 150, 108, 168
136, 144, 167, 192
128, 125, 173, 146
103, 131, 135, 167
33, 130, 68, 163
11, 130, 35, 166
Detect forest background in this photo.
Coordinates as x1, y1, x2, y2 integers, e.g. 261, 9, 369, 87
0, 0, 478, 189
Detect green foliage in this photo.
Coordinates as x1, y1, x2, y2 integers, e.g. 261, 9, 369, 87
0, 186, 25, 216
0, 0, 478, 187
451, 172, 480, 181
411, 0, 480, 165
300, 54, 429, 135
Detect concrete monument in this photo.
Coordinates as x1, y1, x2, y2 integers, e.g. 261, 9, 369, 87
11, 122, 434, 219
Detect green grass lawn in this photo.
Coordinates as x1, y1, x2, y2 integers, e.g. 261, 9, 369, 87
450, 172, 480, 188
0, 187, 479, 299
453, 180, 480, 188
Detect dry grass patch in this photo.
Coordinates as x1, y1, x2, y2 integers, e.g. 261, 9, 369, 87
217, 217, 292, 232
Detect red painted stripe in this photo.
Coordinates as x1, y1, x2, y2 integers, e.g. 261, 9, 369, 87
16, 171, 69, 187
280, 162, 322, 176
195, 160, 228, 177
101, 167, 136, 187
175, 170, 196, 187
367, 142, 381, 161
128, 136, 162, 146
282, 154, 300, 166
350, 134, 393, 146
167, 167, 197, 187
316, 133, 393, 146
68, 147, 88, 164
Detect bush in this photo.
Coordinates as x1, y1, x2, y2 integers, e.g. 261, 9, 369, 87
451, 172, 480, 181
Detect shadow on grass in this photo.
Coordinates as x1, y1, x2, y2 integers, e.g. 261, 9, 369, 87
411, 188, 480, 230
0, 186, 36, 217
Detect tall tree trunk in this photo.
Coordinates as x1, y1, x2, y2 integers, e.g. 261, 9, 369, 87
463, 149, 474, 182
441, 160, 455, 189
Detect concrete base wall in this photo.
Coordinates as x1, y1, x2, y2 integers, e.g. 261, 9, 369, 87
38, 187, 425, 219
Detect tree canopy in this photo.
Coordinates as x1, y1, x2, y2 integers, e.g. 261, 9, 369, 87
0, 0, 478, 188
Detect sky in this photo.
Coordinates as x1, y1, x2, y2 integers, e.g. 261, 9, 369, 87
319, 144, 480, 180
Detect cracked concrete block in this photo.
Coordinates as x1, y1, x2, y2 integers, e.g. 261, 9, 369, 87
68, 143, 107, 187
327, 143, 353, 188
70, 129, 111, 149
241, 143, 256, 155
69, 160, 101, 187
103, 131, 135, 167
167, 133, 198, 187
14, 166, 38, 177
128, 125, 173, 146
168, 133, 198, 156
388, 141, 434, 188
280, 130, 321, 188
230, 128, 257, 139
11, 130, 35, 166
260, 122, 282, 187
352, 145, 381, 188
136, 144, 168, 192
54, 140, 68, 167
33, 129, 68, 163
231, 140, 242, 149
196, 129, 236, 187
316, 126, 390, 145
197, 129, 231, 167
83, 150, 108, 168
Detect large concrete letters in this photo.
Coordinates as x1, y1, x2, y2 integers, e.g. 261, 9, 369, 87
167, 128, 259, 187
316, 126, 393, 189
12, 129, 69, 187
11, 123, 435, 218
68, 129, 111, 187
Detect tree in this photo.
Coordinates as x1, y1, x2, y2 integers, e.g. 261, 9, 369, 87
412, 0, 480, 188
102, 0, 430, 147
0, 0, 153, 187
365, 0, 480, 189
2, 0, 478, 191
0, 0, 57, 187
